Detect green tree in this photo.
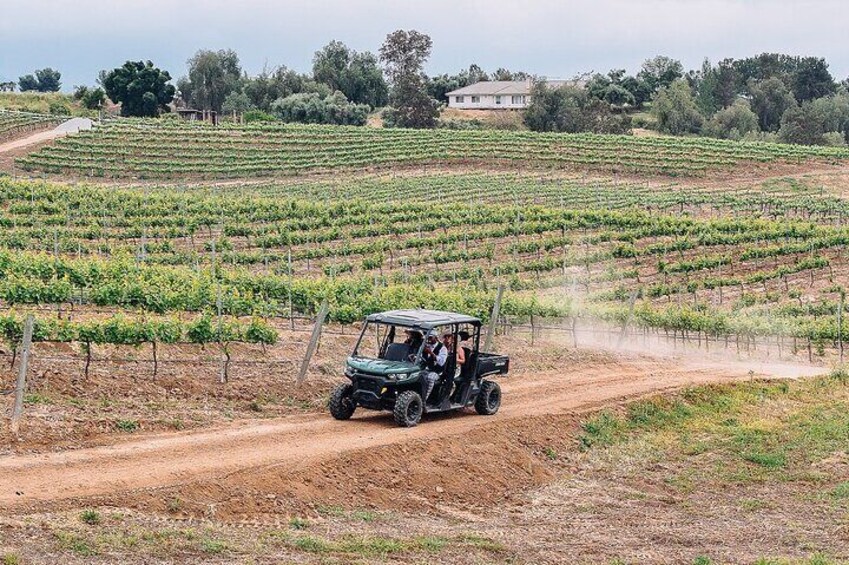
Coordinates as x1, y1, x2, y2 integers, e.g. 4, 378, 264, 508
702, 100, 760, 139
651, 79, 703, 135
637, 55, 684, 93
779, 102, 827, 145
379, 29, 439, 128
73, 86, 107, 110
34, 68, 61, 92
271, 91, 369, 125
102, 60, 175, 117
749, 77, 797, 132
603, 84, 635, 107
17, 74, 39, 91
312, 41, 388, 107
524, 82, 630, 134
221, 91, 255, 115
791, 56, 836, 102
178, 49, 242, 112
242, 65, 317, 112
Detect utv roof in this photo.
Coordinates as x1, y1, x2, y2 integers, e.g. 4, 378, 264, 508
366, 309, 482, 329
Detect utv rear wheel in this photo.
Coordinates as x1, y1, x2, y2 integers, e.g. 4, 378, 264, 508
475, 380, 501, 415
393, 391, 423, 427
329, 383, 356, 420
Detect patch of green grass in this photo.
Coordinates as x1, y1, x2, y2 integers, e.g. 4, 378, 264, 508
740, 498, 769, 511
289, 534, 453, 557
831, 482, 849, 499
693, 557, 713, 565
289, 517, 308, 530
292, 535, 332, 553
579, 411, 623, 449
830, 365, 849, 385
578, 376, 849, 487
543, 446, 558, 460
742, 450, 787, 469
115, 419, 139, 432
79, 509, 101, 525
350, 509, 379, 522
455, 533, 506, 552
54, 531, 96, 556
24, 393, 52, 405
200, 539, 229, 554
166, 497, 182, 513
2, 554, 21, 565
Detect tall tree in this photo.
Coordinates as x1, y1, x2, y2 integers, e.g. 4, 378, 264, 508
379, 30, 439, 129
651, 80, 703, 135
524, 82, 630, 134
791, 57, 836, 102
312, 41, 388, 107
749, 77, 797, 132
178, 49, 242, 112
102, 60, 175, 117
17, 75, 38, 92
637, 56, 683, 93
34, 68, 61, 92
17, 68, 61, 92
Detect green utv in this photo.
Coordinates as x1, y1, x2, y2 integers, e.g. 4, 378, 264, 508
329, 309, 509, 427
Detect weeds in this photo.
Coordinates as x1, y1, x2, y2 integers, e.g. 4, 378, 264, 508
79, 509, 101, 525
115, 419, 139, 432
289, 517, 308, 530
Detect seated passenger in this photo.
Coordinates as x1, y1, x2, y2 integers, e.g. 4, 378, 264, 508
383, 329, 422, 361
422, 331, 446, 401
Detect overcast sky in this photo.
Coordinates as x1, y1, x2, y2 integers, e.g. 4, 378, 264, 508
2, 0, 848, 90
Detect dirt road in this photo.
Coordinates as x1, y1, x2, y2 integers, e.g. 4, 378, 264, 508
0, 118, 93, 154
0, 353, 822, 513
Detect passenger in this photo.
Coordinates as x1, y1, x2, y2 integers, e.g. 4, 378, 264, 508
421, 330, 447, 402
442, 331, 464, 375
403, 329, 423, 351
457, 330, 472, 374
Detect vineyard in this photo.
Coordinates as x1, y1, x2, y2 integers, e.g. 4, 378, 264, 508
1, 167, 849, 360
0, 110, 62, 143
15, 119, 849, 179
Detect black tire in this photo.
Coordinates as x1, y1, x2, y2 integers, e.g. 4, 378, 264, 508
393, 390, 423, 427
329, 383, 356, 420
475, 380, 501, 415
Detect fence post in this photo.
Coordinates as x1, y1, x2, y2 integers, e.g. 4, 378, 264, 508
288, 248, 295, 331
617, 290, 639, 347
484, 284, 504, 353
297, 300, 329, 385
10, 315, 34, 435
839, 292, 845, 364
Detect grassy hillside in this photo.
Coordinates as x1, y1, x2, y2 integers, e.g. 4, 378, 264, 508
0, 92, 90, 117
567, 371, 849, 563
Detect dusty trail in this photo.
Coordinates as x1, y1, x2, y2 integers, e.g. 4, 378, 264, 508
0, 118, 93, 154
0, 354, 824, 512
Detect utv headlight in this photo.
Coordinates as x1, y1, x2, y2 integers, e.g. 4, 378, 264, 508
344, 367, 354, 377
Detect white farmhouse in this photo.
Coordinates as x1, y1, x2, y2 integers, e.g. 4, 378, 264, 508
445, 79, 579, 110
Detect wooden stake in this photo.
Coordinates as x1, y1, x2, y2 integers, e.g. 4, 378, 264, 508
10, 315, 34, 435
484, 284, 505, 352
297, 300, 329, 384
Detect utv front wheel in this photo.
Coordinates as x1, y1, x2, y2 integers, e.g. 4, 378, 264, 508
329, 384, 356, 420
475, 380, 501, 415
393, 391, 423, 427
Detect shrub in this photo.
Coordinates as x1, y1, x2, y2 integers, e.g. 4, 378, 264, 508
79, 509, 101, 525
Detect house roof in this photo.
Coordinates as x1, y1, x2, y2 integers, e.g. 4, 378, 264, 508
446, 79, 582, 97
366, 309, 481, 329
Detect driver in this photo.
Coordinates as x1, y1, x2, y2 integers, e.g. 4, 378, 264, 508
421, 330, 447, 401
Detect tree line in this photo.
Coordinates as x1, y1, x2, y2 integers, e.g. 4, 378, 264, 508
5, 34, 849, 145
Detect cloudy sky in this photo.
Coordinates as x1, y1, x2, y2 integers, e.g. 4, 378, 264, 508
2, 0, 847, 89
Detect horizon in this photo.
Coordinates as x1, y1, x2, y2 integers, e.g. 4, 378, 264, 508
2, 0, 848, 91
